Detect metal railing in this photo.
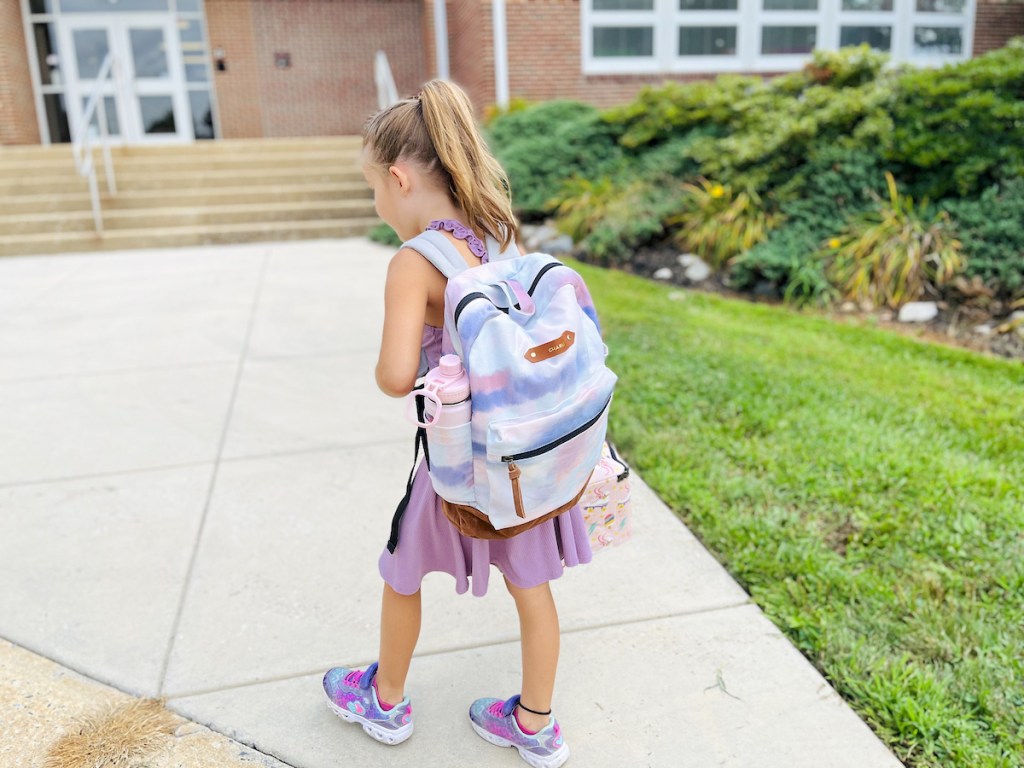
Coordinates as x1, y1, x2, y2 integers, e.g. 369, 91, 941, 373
375, 50, 399, 110
71, 53, 118, 235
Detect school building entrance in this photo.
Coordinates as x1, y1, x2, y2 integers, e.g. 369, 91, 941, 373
24, 0, 216, 145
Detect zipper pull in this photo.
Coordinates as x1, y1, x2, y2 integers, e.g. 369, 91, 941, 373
507, 460, 526, 518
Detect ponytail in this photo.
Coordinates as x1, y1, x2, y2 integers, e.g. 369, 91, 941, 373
363, 79, 518, 250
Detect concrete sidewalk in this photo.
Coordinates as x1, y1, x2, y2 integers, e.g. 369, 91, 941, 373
0, 238, 903, 768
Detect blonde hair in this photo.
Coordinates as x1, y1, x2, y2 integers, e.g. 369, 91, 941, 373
363, 79, 518, 250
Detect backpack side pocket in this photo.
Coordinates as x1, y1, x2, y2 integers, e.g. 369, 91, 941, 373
425, 421, 475, 504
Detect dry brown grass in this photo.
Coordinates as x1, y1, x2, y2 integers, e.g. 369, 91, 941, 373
43, 698, 181, 768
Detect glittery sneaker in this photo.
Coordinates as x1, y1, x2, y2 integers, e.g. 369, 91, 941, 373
469, 694, 569, 768
322, 662, 413, 745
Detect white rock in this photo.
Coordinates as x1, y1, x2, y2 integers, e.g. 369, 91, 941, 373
525, 224, 558, 251
653, 267, 674, 280
973, 324, 994, 337
540, 234, 574, 255
676, 253, 711, 282
840, 302, 858, 313
897, 302, 939, 323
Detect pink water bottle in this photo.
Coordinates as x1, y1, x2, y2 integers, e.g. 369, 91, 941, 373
408, 354, 471, 428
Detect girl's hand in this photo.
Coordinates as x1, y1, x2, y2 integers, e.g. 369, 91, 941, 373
375, 248, 440, 397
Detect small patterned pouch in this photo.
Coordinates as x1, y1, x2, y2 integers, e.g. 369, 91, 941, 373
580, 442, 633, 552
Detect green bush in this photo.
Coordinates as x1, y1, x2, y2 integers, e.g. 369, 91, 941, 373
486, 101, 625, 219
368, 221, 402, 247
886, 38, 1024, 198
941, 178, 1024, 298
730, 225, 837, 306
550, 175, 683, 264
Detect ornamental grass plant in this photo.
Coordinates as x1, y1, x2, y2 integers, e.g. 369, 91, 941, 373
825, 173, 965, 309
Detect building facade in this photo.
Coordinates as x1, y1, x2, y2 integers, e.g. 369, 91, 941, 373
1, 0, 1022, 146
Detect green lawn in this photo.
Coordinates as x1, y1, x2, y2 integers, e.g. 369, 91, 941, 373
580, 261, 1024, 768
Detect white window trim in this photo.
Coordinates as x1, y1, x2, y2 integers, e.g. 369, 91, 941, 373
581, 0, 974, 75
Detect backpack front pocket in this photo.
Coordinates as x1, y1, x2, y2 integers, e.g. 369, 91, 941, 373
425, 421, 475, 504
485, 368, 616, 529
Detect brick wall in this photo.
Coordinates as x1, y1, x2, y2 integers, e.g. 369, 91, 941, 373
448, 0, 496, 108
253, 0, 426, 136
206, 0, 263, 138
0, 0, 40, 145
973, 0, 1024, 55
208, 0, 427, 138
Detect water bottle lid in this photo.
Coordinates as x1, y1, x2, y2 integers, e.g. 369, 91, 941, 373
439, 354, 464, 377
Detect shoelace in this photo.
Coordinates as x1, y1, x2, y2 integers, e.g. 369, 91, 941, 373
344, 670, 363, 687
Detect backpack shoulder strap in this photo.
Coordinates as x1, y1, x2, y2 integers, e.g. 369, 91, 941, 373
402, 230, 473, 278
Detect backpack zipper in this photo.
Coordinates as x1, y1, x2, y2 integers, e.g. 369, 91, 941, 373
500, 395, 611, 464
500, 395, 611, 518
453, 261, 565, 327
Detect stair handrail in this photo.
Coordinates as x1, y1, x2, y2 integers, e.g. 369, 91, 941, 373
375, 50, 399, 110
72, 52, 118, 235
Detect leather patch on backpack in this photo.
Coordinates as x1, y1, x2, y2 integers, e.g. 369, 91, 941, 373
524, 330, 575, 363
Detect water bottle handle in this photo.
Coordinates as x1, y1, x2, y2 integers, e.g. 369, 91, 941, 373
407, 387, 444, 428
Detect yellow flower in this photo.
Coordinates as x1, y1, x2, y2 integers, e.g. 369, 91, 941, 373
709, 184, 725, 199
828, 237, 842, 249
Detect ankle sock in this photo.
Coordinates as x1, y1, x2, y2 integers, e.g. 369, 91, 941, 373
372, 679, 395, 711
514, 708, 541, 735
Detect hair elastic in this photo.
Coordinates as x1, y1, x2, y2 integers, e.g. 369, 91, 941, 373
517, 701, 552, 717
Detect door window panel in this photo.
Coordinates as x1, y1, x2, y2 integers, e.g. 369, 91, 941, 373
72, 28, 109, 79
139, 95, 176, 133
189, 90, 215, 139
82, 94, 120, 136
130, 28, 169, 78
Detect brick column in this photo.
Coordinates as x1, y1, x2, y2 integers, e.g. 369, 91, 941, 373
0, 1, 41, 144
205, 0, 264, 138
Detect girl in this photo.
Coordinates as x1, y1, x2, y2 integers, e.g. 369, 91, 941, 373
321, 80, 591, 768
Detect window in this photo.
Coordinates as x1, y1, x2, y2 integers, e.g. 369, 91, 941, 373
593, 27, 655, 56
762, 26, 817, 54
840, 25, 892, 49
581, 0, 972, 73
680, 26, 738, 55
913, 26, 963, 54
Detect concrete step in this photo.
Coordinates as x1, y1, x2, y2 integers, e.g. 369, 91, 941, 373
1, 199, 378, 236
0, 150, 361, 177
0, 216, 381, 257
0, 165, 366, 194
3, 201, 375, 236
0, 135, 362, 161
4, 182, 371, 215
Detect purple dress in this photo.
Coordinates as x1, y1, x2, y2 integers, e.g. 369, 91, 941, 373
377, 223, 594, 597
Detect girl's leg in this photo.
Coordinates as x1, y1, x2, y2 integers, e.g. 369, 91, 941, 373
505, 577, 560, 732
376, 583, 421, 705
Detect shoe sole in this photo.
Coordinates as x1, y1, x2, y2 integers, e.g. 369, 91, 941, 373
471, 720, 570, 768
326, 697, 413, 746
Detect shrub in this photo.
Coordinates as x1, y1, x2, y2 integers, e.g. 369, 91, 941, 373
671, 178, 782, 270
550, 176, 683, 264
826, 173, 966, 309
368, 221, 401, 247
731, 225, 838, 307
886, 38, 1024, 199
486, 101, 625, 219
941, 178, 1024, 298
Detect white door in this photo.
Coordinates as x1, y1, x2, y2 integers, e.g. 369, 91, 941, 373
61, 15, 190, 144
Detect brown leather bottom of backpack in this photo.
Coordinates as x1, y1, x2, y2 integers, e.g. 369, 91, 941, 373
440, 476, 592, 540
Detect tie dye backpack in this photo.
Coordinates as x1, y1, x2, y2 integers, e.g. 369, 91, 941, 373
397, 229, 616, 541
